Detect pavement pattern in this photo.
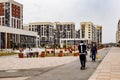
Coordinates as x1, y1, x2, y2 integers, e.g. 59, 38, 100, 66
0, 48, 110, 80
89, 47, 120, 80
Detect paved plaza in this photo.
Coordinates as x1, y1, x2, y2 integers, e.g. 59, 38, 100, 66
1, 47, 120, 80
89, 47, 120, 80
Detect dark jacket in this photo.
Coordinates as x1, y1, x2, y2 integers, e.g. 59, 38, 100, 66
91, 46, 97, 55
78, 43, 86, 53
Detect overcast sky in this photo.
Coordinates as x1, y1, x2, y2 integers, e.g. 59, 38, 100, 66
15, 0, 120, 43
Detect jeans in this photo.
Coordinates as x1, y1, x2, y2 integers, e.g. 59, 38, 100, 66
79, 54, 86, 67
92, 53, 96, 61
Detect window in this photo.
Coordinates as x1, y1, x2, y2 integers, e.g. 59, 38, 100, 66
60, 25, 62, 31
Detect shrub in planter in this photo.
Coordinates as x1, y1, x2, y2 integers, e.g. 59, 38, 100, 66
74, 53, 79, 56
64, 49, 67, 51
60, 50, 63, 53
58, 53, 63, 57
18, 53, 24, 58
51, 51, 54, 54
69, 50, 72, 53
46, 51, 50, 54
40, 51, 45, 57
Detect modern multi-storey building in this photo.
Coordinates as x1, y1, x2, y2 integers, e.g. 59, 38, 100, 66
0, 0, 38, 49
54, 22, 75, 39
23, 22, 76, 48
54, 22, 75, 44
80, 22, 97, 46
0, 0, 23, 28
24, 22, 54, 47
116, 19, 120, 45
76, 29, 80, 38
96, 25, 102, 45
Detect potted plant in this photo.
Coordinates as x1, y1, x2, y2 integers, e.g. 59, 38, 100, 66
18, 53, 24, 58
40, 51, 45, 57
58, 53, 63, 57
58, 51, 63, 57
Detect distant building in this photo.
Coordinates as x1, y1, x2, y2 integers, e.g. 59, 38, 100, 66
96, 25, 102, 44
23, 22, 54, 47
54, 22, 75, 45
23, 22, 76, 48
80, 22, 97, 46
116, 19, 120, 45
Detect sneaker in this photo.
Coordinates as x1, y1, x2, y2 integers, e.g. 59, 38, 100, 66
80, 67, 83, 70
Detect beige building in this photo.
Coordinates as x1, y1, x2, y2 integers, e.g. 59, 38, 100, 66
80, 22, 97, 45
116, 19, 120, 45
96, 25, 102, 44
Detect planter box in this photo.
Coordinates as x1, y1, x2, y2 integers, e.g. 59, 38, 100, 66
74, 53, 79, 56
58, 53, 63, 57
40, 51, 45, 57
18, 53, 24, 58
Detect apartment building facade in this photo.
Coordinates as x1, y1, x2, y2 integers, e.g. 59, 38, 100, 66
24, 22, 54, 47
0, 0, 37, 49
23, 22, 76, 47
96, 25, 102, 45
80, 22, 97, 45
54, 22, 76, 46
116, 19, 120, 45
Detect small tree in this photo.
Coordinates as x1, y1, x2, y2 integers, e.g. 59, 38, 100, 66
63, 44, 66, 49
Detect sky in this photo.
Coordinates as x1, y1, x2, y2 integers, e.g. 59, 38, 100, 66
15, 0, 120, 43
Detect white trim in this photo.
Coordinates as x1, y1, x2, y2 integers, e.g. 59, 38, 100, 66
0, 26, 38, 36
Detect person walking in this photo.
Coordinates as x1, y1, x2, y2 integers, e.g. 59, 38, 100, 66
90, 44, 97, 62
78, 40, 87, 70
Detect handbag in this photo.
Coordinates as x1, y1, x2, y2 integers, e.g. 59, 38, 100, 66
96, 53, 98, 59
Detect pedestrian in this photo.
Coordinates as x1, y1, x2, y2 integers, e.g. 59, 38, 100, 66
78, 40, 87, 70
90, 44, 97, 62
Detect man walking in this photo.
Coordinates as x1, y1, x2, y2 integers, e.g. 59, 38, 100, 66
90, 44, 97, 62
78, 41, 87, 70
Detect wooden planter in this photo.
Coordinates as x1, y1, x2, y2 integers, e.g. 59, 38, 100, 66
60, 50, 63, 53
40, 51, 45, 57
74, 53, 79, 56
58, 53, 63, 57
18, 53, 24, 58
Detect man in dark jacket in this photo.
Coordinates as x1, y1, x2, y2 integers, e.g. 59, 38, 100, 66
90, 44, 97, 62
78, 40, 87, 70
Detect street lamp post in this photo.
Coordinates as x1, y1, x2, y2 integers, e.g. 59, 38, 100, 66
74, 38, 75, 52
74, 32, 76, 52
53, 32, 56, 56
